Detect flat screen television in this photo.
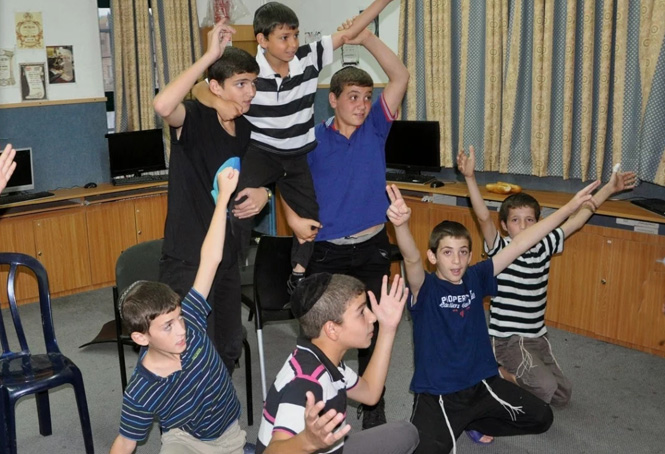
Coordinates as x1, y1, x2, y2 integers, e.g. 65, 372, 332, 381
106, 128, 167, 178
385, 120, 441, 173
0, 147, 35, 194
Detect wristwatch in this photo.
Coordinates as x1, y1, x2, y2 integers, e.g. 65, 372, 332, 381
264, 187, 272, 200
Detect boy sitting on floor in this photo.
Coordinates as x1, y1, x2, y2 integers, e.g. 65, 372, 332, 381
110, 167, 245, 454
256, 272, 419, 454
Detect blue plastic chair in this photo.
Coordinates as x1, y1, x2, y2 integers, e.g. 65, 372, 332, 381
0, 253, 94, 454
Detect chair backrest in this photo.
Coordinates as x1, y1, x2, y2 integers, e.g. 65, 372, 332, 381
115, 239, 164, 296
0, 253, 58, 360
252, 236, 294, 326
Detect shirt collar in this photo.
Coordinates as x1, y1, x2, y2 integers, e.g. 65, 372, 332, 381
255, 44, 305, 78
296, 336, 344, 381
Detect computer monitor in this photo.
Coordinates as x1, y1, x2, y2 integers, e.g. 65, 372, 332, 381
1, 147, 35, 194
385, 120, 441, 173
106, 128, 167, 178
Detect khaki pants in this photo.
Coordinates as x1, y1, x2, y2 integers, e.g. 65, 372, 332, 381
160, 421, 246, 454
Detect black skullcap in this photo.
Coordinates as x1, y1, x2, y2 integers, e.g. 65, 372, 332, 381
290, 272, 333, 318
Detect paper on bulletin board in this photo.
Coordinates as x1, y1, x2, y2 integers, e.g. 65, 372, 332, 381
15, 12, 44, 49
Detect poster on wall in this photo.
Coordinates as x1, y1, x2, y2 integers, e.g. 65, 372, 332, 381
0, 50, 16, 87
47, 46, 76, 83
20, 63, 47, 101
15, 12, 44, 49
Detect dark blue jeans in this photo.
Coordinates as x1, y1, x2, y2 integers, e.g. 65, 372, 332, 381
307, 228, 392, 375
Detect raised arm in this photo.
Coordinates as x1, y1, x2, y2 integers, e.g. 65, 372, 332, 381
193, 167, 239, 299
331, 0, 395, 50
457, 145, 498, 247
348, 275, 408, 405
386, 184, 426, 299
153, 21, 234, 129
337, 19, 408, 114
560, 169, 637, 237
0, 144, 17, 194
492, 180, 601, 275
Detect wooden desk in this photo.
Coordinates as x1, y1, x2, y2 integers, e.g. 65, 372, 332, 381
276, 181, 665, 357
0, 183, 168, 306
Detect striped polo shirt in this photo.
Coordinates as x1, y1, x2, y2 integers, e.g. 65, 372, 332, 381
486, 228, 565, 338
118, 288, 240, 441
245, 36, 333, 156
256, 338, 359, 454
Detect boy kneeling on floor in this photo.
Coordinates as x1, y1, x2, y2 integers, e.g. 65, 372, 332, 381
255, 272, 419, 454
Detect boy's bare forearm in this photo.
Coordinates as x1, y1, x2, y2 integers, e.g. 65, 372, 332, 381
194, 191, 231, 298
110, 435, 137, 454
358, 326, 397, 404
332, 0, 393, 49
153, 53, 216, 122
361, 34, 408, 113
192, 80, 219, 109
464, 175, 497, 245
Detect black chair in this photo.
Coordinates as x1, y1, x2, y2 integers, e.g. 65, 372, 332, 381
250, 235, 295, 400
0, 253, 94, 454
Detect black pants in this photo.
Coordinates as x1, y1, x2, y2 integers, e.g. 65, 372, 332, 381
230, 145, 318, 268
158, 255, 242, 374
410, 375, 553, 454
307, 229, 392, 375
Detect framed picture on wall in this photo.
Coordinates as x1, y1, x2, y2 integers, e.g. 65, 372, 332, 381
47, 45, 76, 84
20, 62, 47, 101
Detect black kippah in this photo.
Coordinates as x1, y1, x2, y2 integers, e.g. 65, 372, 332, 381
290, 272, 333, 318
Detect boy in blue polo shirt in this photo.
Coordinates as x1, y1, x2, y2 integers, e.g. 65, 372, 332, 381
280, 23, 408, 428
194, 1, 398, 292
110, 168, 245, 454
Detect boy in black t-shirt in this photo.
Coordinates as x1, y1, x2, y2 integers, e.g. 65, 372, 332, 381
153, 21, 268, 372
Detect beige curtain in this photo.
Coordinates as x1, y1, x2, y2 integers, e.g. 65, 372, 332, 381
152, 0, 202, 158
399, 0, 453, 167
398, 0, 665, 185
112, 0, 202, 153
111, 0, 155, 132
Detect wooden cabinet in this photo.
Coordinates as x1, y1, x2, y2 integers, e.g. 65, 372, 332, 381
548, 225, 665, 355
86, 193, 168, 287
135, 194, 168, 242
33, 209, 92, 294
0, 185, 168, 307
0, 216, 39, 302
86, 199, 138, 286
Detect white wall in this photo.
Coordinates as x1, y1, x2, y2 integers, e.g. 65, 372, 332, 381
0, 0, 104, 104
197, 0, 400, 84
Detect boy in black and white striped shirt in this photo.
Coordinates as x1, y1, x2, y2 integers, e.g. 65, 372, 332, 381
195, 1, 397, 292
458, 146, 636, 413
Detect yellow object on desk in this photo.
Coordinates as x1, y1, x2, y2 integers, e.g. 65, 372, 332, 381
486, 181, 522, 194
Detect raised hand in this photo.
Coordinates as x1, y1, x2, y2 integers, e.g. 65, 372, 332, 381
0, 144, 17, 194
609, 169, 638, 194
302, 391, 351, 451
337, 15, 372, 45
386, 184, 411, 227
456, 145, 476, 178
217, 167, 239, 200
567, 180, 601, 214
368, 275, 408, 331
205, 19, 235, 60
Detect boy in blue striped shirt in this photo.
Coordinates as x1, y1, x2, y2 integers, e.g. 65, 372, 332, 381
110, 167, 245, 454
